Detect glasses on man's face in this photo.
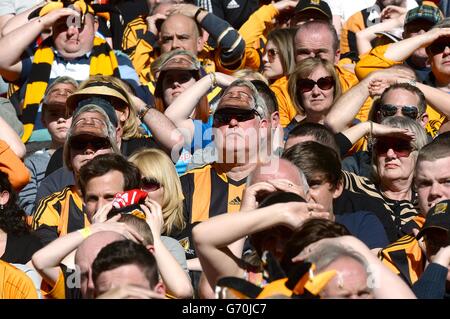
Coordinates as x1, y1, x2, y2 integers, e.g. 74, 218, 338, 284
213, 108, 260, 126
428, 38, 450, 55
374, 138, 414, 158
265, 48, 279, 63
297, 76, 334, 93
380, 104, 419, 120
141, 177, 161, 192
70, 136, 111, 151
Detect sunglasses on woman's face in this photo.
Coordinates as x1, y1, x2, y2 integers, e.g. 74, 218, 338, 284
428, 38, 450, 55
380, 104, 419, 120
374, 138, 414, 158
70, 136, 111, 151
297, 76, 334, 93
141, 177, 161, 192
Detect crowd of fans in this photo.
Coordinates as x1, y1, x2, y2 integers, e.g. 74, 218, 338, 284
1, 0, 450, 299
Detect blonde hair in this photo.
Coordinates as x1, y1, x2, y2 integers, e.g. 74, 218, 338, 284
288, 57, 341, 116
77, 75, 144, 140
233, 69, 269, 85
129, 149, 185, 235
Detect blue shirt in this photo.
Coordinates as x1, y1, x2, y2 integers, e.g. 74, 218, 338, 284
175, 116, 214, 175
336, 211, 389, 249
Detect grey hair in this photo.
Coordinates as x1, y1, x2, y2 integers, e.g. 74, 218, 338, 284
63, 104, 120, 171
223, 79, 270, 119
43, 76, 79, 104
246, 163, 310, 194
371, 116, 427, 183
306, 243, 370, 276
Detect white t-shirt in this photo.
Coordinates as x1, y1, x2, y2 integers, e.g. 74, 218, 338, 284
324, 0, 418, 22
0, 0, 42, 16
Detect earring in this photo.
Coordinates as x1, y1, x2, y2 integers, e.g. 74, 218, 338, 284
0, 204, 3, 210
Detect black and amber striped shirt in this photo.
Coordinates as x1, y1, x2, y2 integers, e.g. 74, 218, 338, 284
342, 171, 420, 238
178, 164, 247, 258
31, 185, 89, 245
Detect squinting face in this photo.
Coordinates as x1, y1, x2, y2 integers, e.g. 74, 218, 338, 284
160, 15, 201, 54
294, 26, 338, 64
84, 170, 125, 220
162, 70, 196, 106
52, 13, 97, 59
415, 158, 450, 215
262, 41, 284, 80
214, 86, 265, 159
375, 138, 416, 186
94, 264, 152, 297
428, 37, 450, 80
404, 20, 434, 60
69, 112, 113, 174
43, 83, 76, 144
299, 66, 335, 119
320, 257, 373, 299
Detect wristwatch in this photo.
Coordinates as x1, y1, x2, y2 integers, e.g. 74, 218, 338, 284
138, 107, 151, 120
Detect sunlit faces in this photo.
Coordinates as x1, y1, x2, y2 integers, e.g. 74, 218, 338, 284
159, 14, 202, 54
42, 105, 72, 145
141, 176, 164, 206
415, 157, 450, 215
52, 12, 97, 59
306, 172, 342, 214
213, 86, 268, 162
320, 256, 373, 299
298, 66, 335, 119
404, 20, 434, 60
379, 88, 421, 120
262, 41, 284, 80
84, 170, 126, 220
42, 82, 76, 144
428, 36, 450, 79
294, 25, 338, 64
375, 137, 416, 185
94, 264, 153, 297
162, 69, 196, 106
69, 112, 113, 174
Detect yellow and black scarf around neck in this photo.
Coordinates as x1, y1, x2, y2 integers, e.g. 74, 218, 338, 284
16, 36, 120, 143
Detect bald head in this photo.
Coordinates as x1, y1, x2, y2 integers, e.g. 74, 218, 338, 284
160, 14, 202, 54
76, 231, 125, 265
248, 159, 308, 195
75, 231, 125, 299
294, 20, 339, 64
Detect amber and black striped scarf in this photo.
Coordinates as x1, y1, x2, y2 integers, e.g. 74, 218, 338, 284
17, 36, 120, 142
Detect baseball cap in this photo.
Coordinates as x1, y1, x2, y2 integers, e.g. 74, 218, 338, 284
404, 4, 443, 26
375, 30, 403, 43
294, 0, 332, 21
417, 199, 450, 239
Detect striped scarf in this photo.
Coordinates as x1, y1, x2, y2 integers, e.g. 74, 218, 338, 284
19, 36, 120, 142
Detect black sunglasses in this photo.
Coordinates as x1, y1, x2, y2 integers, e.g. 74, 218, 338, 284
380, 104, 419, 120
141, 177, 161, 192
70, 136, 111, 151
297, 76, 334, 93
428, 39, 450, 55
213, 108, 260, 125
